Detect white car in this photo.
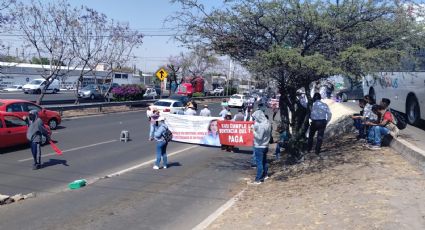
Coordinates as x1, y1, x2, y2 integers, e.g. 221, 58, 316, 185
2, 85, 23, 92
213, 87, 224, 95
143, 88, 158, 98
228, 94, 247, 108
152, 99, 186, 114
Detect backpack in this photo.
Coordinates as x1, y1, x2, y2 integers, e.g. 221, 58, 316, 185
390, 109, 407, 130
163, 127, 173, 142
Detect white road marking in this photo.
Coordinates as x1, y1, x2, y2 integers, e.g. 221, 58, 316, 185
18, 139, 118, 162
104, 145, 198, 178
192, 189, 246, 230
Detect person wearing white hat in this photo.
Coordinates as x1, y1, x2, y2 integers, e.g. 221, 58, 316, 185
184, 103, 197, 116
153, 116, 170, 169
199, 104, 211, 117
147, 105, 160, 141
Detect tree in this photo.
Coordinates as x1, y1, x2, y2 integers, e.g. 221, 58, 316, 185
172, 0, 423, 162
14, 0, 77, 104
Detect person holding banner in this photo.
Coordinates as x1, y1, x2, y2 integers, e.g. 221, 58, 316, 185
199, 104, 211, 117
221, 112, 235, 152
184, 103, 197, 116
153, 116, 169, 169
251, 110, 272, 184
26, 110, 49, 170
200, 119, 220, 146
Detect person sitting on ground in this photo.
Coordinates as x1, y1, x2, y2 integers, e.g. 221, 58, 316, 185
365, 104, 399, 150
184, 103, 197, 116
233, 109, 245, 121
199, 104, 211, 117
352, 99, 366, 139
307, 93, 332, 155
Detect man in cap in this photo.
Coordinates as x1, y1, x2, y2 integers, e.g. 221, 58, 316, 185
199, 104, 211, 117
26, 110, 49, 170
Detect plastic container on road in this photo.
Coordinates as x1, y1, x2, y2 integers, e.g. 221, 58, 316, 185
68, 179, 87, 190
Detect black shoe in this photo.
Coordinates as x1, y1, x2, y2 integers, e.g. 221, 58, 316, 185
36, 164, 42, 169
32, 165, 38, 170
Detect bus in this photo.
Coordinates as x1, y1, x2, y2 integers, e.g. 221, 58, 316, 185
363, 72, 425, 125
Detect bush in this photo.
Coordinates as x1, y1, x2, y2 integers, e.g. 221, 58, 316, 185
111, 84, 145, 101
192, 92, 204, 97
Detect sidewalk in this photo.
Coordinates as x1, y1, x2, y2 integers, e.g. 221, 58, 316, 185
203, 101, 425, 229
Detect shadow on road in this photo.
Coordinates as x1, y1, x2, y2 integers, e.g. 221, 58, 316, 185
167, 162, 182, 168
41, 159, 69, 169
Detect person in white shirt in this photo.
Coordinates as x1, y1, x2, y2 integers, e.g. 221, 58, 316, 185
219, 107, 229, 118
184, 104, 197, 116
233, 109, 245, 121
307, 93, 332, 155
199, 105, 211, 117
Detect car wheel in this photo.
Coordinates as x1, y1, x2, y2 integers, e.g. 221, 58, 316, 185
53, 89, 59, 94
406, 96, 420, 125
341, 93, 348, 102
48, 119, 58, 130
90, 94, 95, 100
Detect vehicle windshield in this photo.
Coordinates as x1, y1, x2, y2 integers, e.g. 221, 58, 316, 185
29, 80, 43, 85
82, 85, 96, 90
154, 101, 172, 107
231, 95, 241, 99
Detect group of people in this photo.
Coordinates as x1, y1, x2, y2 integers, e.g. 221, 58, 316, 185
352, 95, 399, 150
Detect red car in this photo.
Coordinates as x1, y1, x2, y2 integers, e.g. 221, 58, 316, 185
0, 112, 51, 148
0, 99, 61, 130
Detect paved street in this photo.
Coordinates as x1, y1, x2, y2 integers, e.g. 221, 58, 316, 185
0, 102, 254, 229
1, 91, 78, 102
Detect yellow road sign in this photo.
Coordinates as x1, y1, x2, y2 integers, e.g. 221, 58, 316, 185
155, 68, 168, 81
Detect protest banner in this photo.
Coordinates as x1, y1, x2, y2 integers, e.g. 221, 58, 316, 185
217, 120, 254, 147
164, 114, 222, 146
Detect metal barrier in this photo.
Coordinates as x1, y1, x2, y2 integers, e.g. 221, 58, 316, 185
44, 96, 228, 115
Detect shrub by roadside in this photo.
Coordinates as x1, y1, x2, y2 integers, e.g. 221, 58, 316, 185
111, 84, 145, 101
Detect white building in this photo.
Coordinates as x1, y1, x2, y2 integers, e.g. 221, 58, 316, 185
0, 62, 140, 89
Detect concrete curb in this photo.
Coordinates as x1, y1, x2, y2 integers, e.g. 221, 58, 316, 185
389, 136, 425, 173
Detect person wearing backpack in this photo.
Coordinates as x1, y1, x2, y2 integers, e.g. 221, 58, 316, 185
365, 104, 399, 150
380, 97, 407, 130
153, 116, 171, 169
26, 110, 49, 170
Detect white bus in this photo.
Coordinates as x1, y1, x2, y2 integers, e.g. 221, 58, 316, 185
363, 72, 425, 125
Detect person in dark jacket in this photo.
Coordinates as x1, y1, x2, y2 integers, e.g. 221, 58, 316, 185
26, 110, 49, 170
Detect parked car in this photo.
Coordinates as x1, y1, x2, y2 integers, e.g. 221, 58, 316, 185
78, 84, 105, 100
228, 94, 247, 108
169, 95, 190, 106
2, 85, 23, 92
23, 78, 60, 94
213, 87, 224, 95
336, 83, 364, 102
0, 112, 51, 149
0, 99, 62, 130
152, 99, 186, 114
143, 87, 158, 99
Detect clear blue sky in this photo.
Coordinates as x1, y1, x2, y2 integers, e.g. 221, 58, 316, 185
69, 0, 216, 73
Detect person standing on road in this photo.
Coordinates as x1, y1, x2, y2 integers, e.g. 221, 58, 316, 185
147, 106, 160, 141
219, 107, 229, 118
153, 116, 169, 169
307, 93, 332, 155
251, 110, 271, 185
233, 109, 245, 121
199, 104, 211, 117
184, 103, 197, 115
26, 110, 49, 170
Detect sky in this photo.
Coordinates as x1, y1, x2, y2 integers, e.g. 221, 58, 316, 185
68, 0, 214, 73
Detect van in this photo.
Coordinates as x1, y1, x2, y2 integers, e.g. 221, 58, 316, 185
22, 78, 60, 94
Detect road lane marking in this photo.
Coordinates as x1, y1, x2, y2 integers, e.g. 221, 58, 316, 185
104, 145, 198, 178
192, 189, 246, 230
18, 139, 118, 162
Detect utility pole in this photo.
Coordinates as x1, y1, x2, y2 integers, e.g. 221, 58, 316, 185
227, 58, 233, 96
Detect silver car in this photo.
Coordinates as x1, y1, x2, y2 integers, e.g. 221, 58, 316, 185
78, 85, 104, 100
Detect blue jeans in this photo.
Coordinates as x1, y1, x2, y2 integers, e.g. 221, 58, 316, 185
353, 118, 365, 138
275, 142, 283, 160
368, 126, 390, 146
31, 141, 41, 165
251, 146, 256, 166
155, 141, 168, 167
149, 123, 155, 139
254, 147, 268, 182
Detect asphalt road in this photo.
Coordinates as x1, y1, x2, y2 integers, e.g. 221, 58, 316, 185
0, 90, 78, 101
0, 102, 254, 229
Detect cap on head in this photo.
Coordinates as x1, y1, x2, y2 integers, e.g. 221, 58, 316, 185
28, 110, 38, 121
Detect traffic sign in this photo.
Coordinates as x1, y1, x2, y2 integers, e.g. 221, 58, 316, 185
155, 68, 168, 81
